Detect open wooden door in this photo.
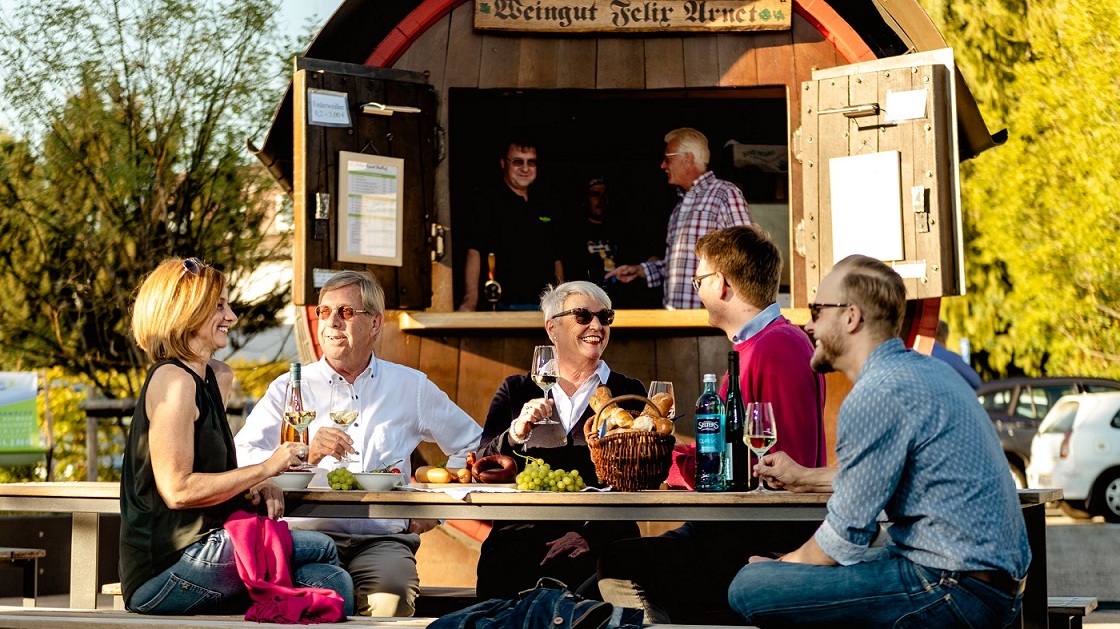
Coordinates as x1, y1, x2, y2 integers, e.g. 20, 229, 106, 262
797, 48, 964, 304
291, 58, 439, 311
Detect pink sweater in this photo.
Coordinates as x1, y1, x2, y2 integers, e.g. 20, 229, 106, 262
223, 511, 346, 624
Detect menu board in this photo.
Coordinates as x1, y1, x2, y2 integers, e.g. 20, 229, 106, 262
337, 151, 405, 267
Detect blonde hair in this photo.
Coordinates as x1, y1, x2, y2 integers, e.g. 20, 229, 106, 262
664, 127, 710, 170
131, 258, 226, 363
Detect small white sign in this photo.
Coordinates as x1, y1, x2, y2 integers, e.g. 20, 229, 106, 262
313, 268, 341, 288
307, 88, 352, 128
884, 88, 928, 123
829, 151, 904, 264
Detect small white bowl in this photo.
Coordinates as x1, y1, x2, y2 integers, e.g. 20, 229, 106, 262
353, 472, 401, 491
272, 471, 315, 490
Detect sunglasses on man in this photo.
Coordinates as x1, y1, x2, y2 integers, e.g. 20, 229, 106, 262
314, 305, 371, 321
550, 307, 615, 326
807, 303, 851, 322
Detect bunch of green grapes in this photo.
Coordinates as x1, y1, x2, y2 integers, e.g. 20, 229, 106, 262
327, 468, 358, 490
514, 457, 586, 492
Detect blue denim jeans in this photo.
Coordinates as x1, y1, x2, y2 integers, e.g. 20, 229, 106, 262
128, 528, 355, 616
728, 556, 1022, 629
429, 578, 642, 629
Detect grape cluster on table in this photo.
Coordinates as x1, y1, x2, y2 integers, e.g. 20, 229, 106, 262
327, 468, 358, 490
515, 457, 586, 492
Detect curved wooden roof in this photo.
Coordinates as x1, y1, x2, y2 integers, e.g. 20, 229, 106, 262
252, 0, 1003, 191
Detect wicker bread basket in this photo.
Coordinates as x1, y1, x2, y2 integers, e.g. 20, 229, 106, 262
584, 394, 675, 491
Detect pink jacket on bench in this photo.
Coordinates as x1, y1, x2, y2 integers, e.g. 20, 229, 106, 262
223, 510, 345, 624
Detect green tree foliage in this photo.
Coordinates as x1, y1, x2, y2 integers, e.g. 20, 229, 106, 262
0, 0, 294, 395
923, 1, 1120, 378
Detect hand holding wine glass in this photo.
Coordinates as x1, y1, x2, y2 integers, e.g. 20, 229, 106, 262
530, 345, 559, 425
744, 402, 777, 493
329, 381, 359, 466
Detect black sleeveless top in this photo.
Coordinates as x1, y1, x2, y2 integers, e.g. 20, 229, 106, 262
119, 359, 240, 606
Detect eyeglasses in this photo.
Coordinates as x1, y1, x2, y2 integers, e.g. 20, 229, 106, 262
551, 307, 615, 326
808, 303, 851, 322
691, 272, 717, 292
180, 257, 205, 277
662, 152, 684, 161
507, 158, 537, 168
314, 305, 372, 321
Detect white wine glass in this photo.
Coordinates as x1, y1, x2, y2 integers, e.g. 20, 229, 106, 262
647, 381, 676, 418
329, 381, 359, 466
282, 383, 316, 448
530, 345, 559, 425
744, 402, 777, 494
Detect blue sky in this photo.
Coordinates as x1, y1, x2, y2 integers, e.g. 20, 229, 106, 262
280, 0, 344, 40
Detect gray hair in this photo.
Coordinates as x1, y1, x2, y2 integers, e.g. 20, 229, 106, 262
664, 127, 710, 170
540, 281, 612, 320
319, 270, 386, 317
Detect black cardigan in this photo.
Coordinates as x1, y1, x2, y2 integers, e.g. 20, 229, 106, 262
477, 370, 646, 549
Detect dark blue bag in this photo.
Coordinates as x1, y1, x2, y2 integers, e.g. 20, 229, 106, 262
429, 578, 642, 629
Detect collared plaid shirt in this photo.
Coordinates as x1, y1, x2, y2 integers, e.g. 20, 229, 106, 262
641, 171, 751, 309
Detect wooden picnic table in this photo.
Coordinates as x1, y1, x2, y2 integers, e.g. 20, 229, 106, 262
0, 482, 1061, 628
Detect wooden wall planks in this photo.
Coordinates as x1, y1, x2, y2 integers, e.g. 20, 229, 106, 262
378, 10, 854, 458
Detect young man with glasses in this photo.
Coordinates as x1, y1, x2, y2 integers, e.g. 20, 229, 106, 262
605, 127, 751, 309
728, 255, 1030, 629
459, 135, 563, 311
235, 270, 482, 617
598, 225, 826, 625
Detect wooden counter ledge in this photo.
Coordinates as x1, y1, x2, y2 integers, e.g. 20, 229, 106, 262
400, 308, 810, 335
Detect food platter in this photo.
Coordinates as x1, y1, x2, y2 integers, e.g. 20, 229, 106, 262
403, 482, 517, 489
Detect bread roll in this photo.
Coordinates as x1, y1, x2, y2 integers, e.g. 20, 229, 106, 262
641, 401, 663, 418
589, 385, 615, 414
631, 415, 655, 432
606, 407, 633, 430
652, 392, 674, 418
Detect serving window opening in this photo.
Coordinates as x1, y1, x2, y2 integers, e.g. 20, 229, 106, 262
448, 87, 791, 310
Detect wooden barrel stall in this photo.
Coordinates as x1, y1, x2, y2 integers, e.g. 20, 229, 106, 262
252, 0, 1004, 464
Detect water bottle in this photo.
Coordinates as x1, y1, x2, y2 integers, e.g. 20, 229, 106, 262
695, 373, 727, 491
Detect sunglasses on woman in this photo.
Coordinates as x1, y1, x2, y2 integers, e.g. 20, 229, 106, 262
180, 257, 206, 277
550, 307, 615, 326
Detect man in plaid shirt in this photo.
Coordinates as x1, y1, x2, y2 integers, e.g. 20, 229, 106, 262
606, 128, 751, 309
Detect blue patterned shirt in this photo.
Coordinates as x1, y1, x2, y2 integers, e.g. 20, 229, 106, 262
815, 338, 1031, 578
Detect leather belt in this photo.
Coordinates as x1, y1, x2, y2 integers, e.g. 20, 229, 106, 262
963, 571, 1026, 596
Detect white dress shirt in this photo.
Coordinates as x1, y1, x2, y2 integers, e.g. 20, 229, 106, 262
235, 355, 481, 535
549, 360, 612, 434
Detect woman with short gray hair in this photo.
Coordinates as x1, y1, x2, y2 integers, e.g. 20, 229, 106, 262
474, 281, 645, 599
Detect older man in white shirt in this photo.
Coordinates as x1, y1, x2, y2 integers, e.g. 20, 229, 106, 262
235, 270, 481, 617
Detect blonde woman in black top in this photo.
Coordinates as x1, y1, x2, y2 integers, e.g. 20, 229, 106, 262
119, 258, 354, 615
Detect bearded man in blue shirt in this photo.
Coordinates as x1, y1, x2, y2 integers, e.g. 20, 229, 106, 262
728, 255, 1030, 629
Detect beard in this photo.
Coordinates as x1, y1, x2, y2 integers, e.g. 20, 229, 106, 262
809, 328, 843, 374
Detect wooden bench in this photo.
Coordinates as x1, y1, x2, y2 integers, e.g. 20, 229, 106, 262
103, 583, 479, 616
413, 586, 476, 618
0, 607, 437, 628
0, 605, 751, 628
0, 548, 46, 608
1047, 596, 1098, 629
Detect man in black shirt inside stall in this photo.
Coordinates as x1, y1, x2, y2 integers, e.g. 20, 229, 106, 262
458, 136, 563, 311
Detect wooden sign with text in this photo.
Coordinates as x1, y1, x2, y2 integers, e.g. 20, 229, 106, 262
474, 0, 791, 32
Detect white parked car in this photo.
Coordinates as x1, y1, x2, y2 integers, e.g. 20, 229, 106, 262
1026, 392, 1120, 522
